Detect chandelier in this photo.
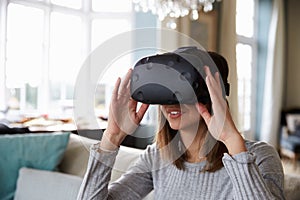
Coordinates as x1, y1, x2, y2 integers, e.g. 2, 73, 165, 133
132, 0, 221, 22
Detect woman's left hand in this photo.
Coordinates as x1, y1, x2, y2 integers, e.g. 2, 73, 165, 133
196, 66, 247, 155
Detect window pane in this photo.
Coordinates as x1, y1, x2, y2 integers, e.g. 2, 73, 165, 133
7, 88, 20, 110
49, 12, 83, 103
93, 53, 132, 117
6, 4, 43, 88
99, 54, 132, 85
92, 19, 131, 51
92, 19, 131, 82
236, 0, 254, 37
94, 84, 106, 115
236, 43, 253, 131
91, 18, 131, 84
51, 0, 81, 9
92, 19, 131, 113
6, 4, 43, 111
236, 43, 252, 80
26, 84, 38, 109
92, 0, 132, 12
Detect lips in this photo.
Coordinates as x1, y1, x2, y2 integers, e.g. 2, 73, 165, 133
166, 108, 183, 119
169, 111, 182, 119
170, 111, 181, 115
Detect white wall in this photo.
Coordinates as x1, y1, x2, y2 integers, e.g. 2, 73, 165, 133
285, 0, 300, 109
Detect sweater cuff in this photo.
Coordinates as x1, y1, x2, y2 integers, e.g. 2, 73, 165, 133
89, 143, 119, 167
222, 151, 256, 164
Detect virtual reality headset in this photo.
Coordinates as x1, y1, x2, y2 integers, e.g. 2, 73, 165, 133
130, 46, 230, 105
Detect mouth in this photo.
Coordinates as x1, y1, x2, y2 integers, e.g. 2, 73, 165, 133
170, 111, 181, 115
167, 110, 183, 118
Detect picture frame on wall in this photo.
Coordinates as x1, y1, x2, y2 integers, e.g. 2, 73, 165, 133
190, 10, 218, 51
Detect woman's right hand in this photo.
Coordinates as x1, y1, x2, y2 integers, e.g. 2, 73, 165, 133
100, 69, 149, 151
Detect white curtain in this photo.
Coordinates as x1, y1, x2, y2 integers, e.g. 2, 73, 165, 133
219, 0, 239, 129
260, 0, 285, 148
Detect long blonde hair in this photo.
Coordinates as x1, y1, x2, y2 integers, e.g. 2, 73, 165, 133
155, 108, 228, 172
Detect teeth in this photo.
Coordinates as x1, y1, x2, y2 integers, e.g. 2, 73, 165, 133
170, 111, 180, 115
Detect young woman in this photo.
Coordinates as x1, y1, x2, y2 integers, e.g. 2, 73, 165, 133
77, 48, 285, 200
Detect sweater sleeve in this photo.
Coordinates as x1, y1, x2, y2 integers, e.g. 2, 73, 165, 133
222, 141, 285, 200
77, 143, 153, 200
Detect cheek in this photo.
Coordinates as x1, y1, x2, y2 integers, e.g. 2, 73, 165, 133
183, 105, 198, 116
184, 109, 201, 123
191, 109, 201, 118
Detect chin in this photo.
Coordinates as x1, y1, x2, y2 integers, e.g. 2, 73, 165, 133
169, 121, 200, 133
168, 122, 190, 131
168, 123, 180, 131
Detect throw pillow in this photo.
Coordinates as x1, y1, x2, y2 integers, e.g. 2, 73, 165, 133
14, 167, 82, 200
0, 132, 70, 200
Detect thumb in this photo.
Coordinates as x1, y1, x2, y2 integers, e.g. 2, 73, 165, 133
196, 103, 211, 125
136, 103, 149, 122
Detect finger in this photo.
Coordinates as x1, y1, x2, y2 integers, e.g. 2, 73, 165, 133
213, 72, 224, 97
214, 71, 221, 88
205, 70, 222, 104
120, 68, 132, 92
206, 75, 225, 113
128, 98, 137, 113
112, 77, 121, 102
204, 65, 213, 78
204, 66, 217, 93
205, 66, 219, 88
196, 103, 211, 125
206, 75, 218, 99
126, 68, 133, 89
136, 103, 149, 122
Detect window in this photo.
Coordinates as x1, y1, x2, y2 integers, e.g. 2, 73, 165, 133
0, 0, 133, 117
6, 4, 44, 110
235, 0, 257, 138
51, 0, 81, 9
92, 0, 132, 12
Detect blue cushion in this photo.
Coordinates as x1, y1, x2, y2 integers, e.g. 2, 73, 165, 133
0, 132, 70, 200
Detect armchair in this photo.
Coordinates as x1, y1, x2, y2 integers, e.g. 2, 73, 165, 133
280, 108, 300, 168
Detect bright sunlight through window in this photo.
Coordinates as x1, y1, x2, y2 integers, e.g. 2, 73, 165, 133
1, 0, 133, 116
236, 0, 256, 137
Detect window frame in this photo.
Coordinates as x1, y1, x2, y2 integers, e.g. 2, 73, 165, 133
0, 0, 133, 115
235, 0, 259, 140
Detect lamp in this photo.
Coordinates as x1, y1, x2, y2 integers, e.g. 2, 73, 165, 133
132, 0, 221, 22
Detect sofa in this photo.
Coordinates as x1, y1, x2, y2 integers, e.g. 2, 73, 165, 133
0, 132, 153, 200
1, 132, 300, 200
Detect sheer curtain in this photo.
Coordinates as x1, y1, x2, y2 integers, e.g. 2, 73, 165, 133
219, 0, 239, 128
259, 0, 285, 148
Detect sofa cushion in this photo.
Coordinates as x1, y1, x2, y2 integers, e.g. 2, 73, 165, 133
59, 133, 145, 181
111, 145, 144, 182
59, 133, 154, 199
14, 167, 82, 200
59, 133, 98, 177
0, 132, 70, 200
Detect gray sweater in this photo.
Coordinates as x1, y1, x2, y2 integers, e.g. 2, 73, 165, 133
77, 140, 285, 200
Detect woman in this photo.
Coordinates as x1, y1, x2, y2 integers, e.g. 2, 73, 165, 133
77, 47, 285, 199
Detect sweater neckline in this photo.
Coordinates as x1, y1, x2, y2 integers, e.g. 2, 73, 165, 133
183, 160, 207, 169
